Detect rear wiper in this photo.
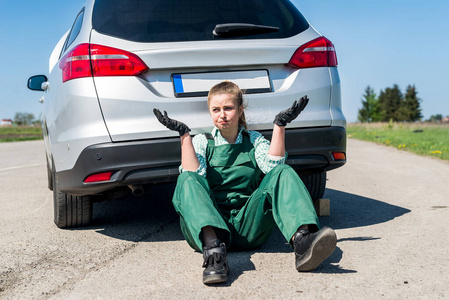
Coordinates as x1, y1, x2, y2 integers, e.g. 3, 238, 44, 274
213, 23, 279, 38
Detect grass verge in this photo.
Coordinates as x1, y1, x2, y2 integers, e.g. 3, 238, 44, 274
0, 126, 43, 142
347, 122, 449, 162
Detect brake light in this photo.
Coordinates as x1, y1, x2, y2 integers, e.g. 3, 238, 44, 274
59, 43, 149, 82
90, 44, 149, 77
287, 37, 338, 69
84, 171, 113, 183
59, 44, 91, 82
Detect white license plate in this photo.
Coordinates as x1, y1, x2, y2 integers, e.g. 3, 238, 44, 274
172, 70, 272, 97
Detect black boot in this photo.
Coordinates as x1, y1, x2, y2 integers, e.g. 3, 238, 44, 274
293, 226, 337, 272
202, 239, 229, 284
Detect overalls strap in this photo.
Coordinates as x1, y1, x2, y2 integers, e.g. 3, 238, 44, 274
204, 133, 214, 141
204, 133, 215, 149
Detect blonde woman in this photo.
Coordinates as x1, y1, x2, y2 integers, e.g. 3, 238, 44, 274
154, 81, 336, 285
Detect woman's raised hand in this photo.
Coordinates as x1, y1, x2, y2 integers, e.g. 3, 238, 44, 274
153, 109, 191, 136
273, 95, 309, 127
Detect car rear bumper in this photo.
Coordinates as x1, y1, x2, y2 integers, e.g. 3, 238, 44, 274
57, 126, 346, 196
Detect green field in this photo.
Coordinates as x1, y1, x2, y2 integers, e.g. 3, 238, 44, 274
0, 126, 43, 142
347, 122, 449, 162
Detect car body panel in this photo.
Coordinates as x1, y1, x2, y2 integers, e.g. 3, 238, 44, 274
329, 67, 346, 127
90, 26, 333, 142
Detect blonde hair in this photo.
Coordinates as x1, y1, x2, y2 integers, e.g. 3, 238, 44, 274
207, 81, 247, 129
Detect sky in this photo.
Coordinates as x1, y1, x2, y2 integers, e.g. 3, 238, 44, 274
1, 0, 448, 123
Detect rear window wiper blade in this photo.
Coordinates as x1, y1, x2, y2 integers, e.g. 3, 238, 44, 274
213, 23, 279, 38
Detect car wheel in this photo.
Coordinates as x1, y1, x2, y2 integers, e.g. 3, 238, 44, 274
298, 171, 326, 203
52, 169, 92, 228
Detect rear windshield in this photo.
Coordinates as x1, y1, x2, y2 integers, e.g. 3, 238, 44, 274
92, 0, 309, 43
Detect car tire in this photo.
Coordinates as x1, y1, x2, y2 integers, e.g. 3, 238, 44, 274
298, 171, 326, 203
52, 169, 92, 228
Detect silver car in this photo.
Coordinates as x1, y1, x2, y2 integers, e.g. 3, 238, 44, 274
28, 0, 346, 228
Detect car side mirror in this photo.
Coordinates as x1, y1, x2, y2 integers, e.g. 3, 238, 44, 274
28, 75, 48, 91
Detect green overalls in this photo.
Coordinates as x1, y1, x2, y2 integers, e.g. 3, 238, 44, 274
172, 132, 320, 251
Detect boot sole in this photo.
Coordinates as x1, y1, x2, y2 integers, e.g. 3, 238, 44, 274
203, 273, 228, 284
296, 227, 337, 272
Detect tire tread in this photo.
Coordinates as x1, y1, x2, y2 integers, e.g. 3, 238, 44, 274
298, 171, 326, 202
53, 171, 92, 228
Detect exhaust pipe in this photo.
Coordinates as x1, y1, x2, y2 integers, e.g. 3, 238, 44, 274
128, 185, 144, 196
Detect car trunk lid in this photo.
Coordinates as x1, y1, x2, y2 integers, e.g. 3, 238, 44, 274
89, 29, 332, 142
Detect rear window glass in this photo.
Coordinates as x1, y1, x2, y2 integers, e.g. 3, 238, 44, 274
92, 0, 309, 43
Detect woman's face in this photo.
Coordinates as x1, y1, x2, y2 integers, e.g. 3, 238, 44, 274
208, 93, 243, 133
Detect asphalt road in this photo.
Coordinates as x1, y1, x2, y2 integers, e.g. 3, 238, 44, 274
1, 139, 448, 299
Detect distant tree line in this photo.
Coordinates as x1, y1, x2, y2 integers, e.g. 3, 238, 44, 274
427, 114, 449, 123
13, 112, 39, 126
358, 84, 423, 123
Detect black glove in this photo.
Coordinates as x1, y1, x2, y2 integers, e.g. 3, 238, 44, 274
153, 109, 191, 136
273, 96, 309, 127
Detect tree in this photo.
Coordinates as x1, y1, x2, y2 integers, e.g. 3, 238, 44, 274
401, 85, 422, 122
429, 114, 442, 123
378, 84, 403, 122
14, 112, 35, 126
357, 86, 382, 122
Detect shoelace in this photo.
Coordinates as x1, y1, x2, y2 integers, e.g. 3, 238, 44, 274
203, 252, 227, 268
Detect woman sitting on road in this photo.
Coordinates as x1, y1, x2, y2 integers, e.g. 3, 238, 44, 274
153, 81, 337, 285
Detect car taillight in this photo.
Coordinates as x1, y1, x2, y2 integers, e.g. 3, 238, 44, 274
287, 37, 338, 69
90, 44, 149, 77
59, 43, 149, 82
59, 44, 92, 82
84, 171, 113, 183
332, 152, 346, 161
